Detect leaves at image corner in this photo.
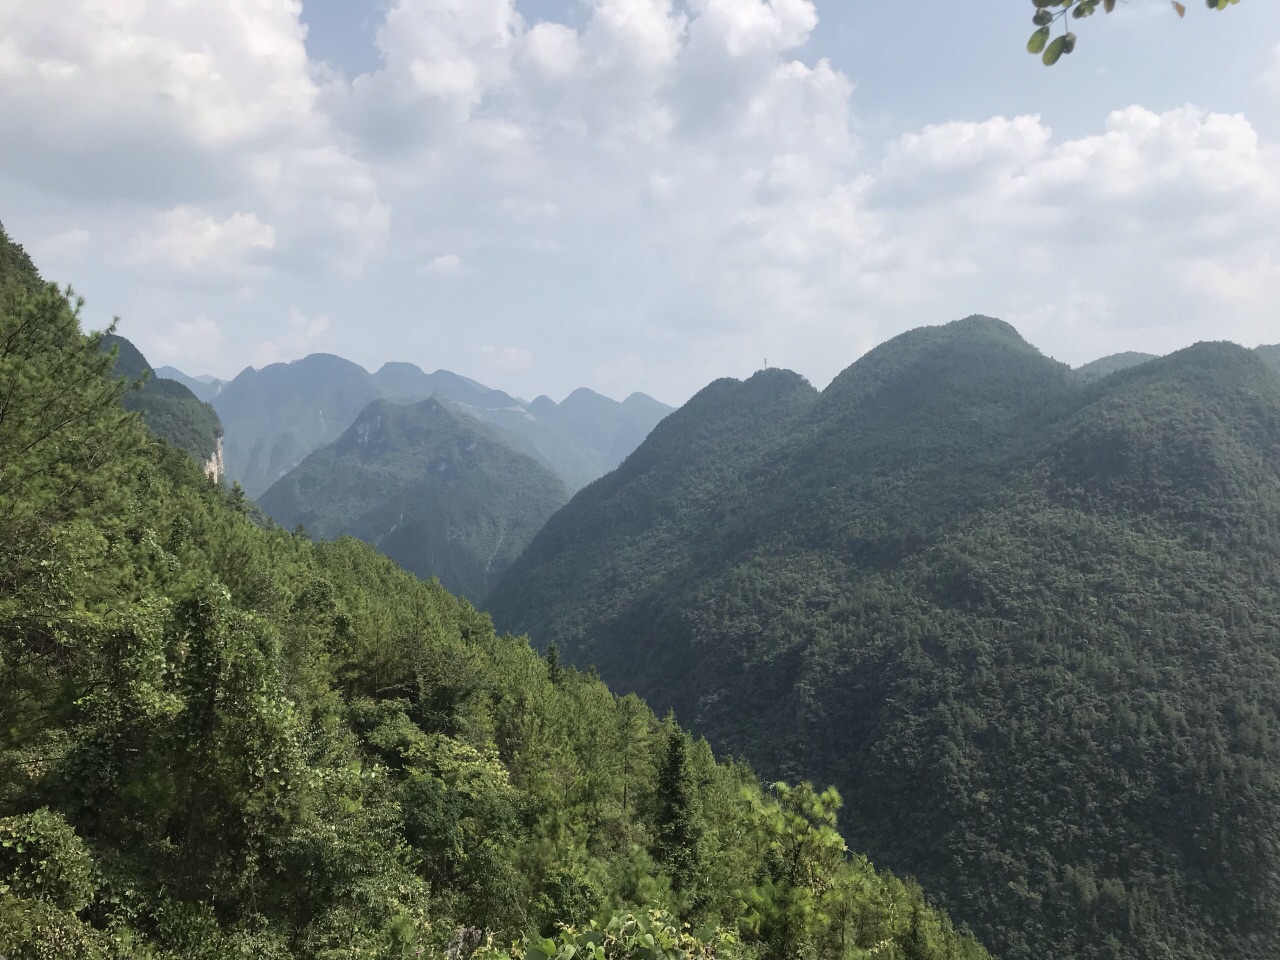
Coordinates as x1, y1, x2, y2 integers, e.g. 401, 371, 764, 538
1027, 0, 1240, 65
0, 226, 985, 960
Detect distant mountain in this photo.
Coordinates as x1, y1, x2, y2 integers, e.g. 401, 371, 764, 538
373, 362, 519, 408
489, 316, 1280, 960
258, 398, 567, 603
1258, 344, 1280, 371
155, 365, 226, 402
198, 354, 671, 497
98, 335, 224, 472
1075, 351, 1158, 380
211, 353, 381, 497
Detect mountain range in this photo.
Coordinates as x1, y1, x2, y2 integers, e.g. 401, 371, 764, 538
0, 216, 986, 960
489, 317, 1280, 960
171, 354, 671, 498
258, 397, 568, 604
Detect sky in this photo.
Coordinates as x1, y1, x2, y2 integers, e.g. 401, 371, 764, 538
2, 0, 1279, 406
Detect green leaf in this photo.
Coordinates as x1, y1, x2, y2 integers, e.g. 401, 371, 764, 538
1027, 26, 1050, 53
1042, 35, 1067, 65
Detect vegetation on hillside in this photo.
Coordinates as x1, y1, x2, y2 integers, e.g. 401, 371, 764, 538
259, 398, 569, 604
490, 317, 1280, 960
0, 232, 984, 959
101, 334, 223, 465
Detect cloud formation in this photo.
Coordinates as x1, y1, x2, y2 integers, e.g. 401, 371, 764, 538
1, 0, 1278, 401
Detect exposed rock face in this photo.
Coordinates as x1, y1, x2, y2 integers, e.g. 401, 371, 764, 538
203, 435, 225, 483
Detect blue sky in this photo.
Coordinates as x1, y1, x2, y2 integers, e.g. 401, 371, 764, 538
2, 1, 1279, 404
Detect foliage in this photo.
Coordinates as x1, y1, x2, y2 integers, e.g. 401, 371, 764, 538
1027, 0, 1241, 66
258, 398, 569, 603
0, 226, 982, 960
490, 316, 1280, 960
475, 909, 749, 960
0, 810, 97, 913
100, 333, 223, 464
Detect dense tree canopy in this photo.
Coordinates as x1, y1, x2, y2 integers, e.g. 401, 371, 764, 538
490, 317, 1280, 960
0, 227, 984, 959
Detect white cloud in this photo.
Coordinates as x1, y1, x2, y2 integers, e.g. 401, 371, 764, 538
3, 1, 1280, 401
32, 227, 91, 260
0, 0, 385, 272
420, 253, 470, 275
252, 308, 332, 368
130, 208, 275, 274
153, 315, 226, 364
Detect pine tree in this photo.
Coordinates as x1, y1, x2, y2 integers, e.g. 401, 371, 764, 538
654, 728, 702, 894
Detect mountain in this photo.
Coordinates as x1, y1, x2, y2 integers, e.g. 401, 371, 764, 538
212, 353, 383, 496
1075, 351, 1158, 380
258, 398, 568, 604
1258, 344, 1280, 371
155, 365, 226, 402
373, 361, 519, 409
489, 317, 1280, 960
101, 334, 224, 471
463, 388, 676, 492
0, 220, 985, 960
205, 354, 671, 497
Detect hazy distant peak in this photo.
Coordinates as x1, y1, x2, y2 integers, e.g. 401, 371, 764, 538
1075, 351, 1159, 381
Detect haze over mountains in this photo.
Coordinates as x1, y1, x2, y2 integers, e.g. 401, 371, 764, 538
169, 353, 671, 498
490, 317, 1280, 960
258, 398, 568, 604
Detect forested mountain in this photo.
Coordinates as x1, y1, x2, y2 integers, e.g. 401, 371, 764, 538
0, 222, 985, 960
1078, 347, 1280, 381
203, 355, 671, 497
101, 334, 223, 469
258, 398, 568, 604
489, 316, 1280, 960
464, 388, 677, 493
1074, 351, 1157, 380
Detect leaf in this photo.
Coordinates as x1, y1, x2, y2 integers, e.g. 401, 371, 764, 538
1027, 26, 1051, 54
1042, 35, 1068, 65
1172, 1, 1186, 15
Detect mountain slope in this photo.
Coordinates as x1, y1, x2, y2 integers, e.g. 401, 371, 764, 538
1258, 344, 1280, 372
212, 353, 382, 496
258, 398, 569, 603
489, 318, 1280, 960
207, 355, 671, 497
155, 365, 225, 401
101, 333, 223, 467
0, 220, 41, 297
1075, 351, 1158, 380
0, 222, 986, 960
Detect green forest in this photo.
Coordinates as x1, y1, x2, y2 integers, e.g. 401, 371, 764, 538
258, 397, 568, 604
0, 225, 987, 957
100, 334, 223, 466
490, 318, 1280, 960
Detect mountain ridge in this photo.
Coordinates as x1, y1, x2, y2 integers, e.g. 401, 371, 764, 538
193, 353, 671, 497
489, 317, 1280, 960
258, 396, 569, 603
